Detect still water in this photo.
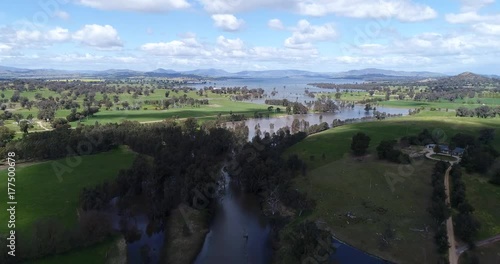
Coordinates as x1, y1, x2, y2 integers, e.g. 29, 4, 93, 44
194, 171, 273, 264
234, 105, 409, 141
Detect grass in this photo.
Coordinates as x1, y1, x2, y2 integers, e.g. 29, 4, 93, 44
0, 146, 136, 235
285, 112, 500, 169
292, 157, 439, 263
463, 174, 500, 240
24, 237, 125, 264
429, 154, 458, 162
6, 88, 279, 126
284, 112, 500, 263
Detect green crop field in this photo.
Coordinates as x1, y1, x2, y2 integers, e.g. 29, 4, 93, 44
0, 146, 135, 235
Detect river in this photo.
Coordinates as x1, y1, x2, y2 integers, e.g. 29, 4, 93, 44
117, 77, 406, 263
194, 171, 272, 264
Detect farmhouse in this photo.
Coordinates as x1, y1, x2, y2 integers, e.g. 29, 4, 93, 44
426, 144, 465, 157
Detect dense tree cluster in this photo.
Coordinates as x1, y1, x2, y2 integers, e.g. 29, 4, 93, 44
282, 221, 333, 263
456, 106, 500, 118
351, 132, 371, 156
427, 161, 450, 260
450, 165, 481, 247
459, 130, 498, 174
376, 140, 410, 164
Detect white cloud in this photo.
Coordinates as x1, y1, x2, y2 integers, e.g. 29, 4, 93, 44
458, 0, 494, 12
445, 11, 500, 24
47, 27, 71, 42
72, 24, 123, 49
0, 44, 12, 52
199, 0, 289, 14
76, 0, 190, 12
199, 0, 437, 22
296, 0, 437, 21
215, 36, 246, 57
211, 14, 244, 32
216, 35, 244, 50
284, 20, 337, 49
140, 35, 210, 56
15, 30, 43, 43
472, 23, 500, 35
268, 19, 284, 30
51, 53, 104, 62
54, 10, 70, 20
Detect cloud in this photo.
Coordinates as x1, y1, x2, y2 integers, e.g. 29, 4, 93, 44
445, 11, 500, 24
54, 10, 70, 20
211, 14, 244, 32
296, 0, 437, 21
445, 0, 499, 24
72, 24, 123, 49
457, 0, 494, 12
284, 20, 337, 49
140, 35, 210, 56
199, 0, 437, 22
215, 35, 246, 57
216, 35, 244, 50
47, 27, 71, 42
0, 44, 12, 52
472, 23, 500, 35
75, 0, 190, 12
268, 19, 284, 30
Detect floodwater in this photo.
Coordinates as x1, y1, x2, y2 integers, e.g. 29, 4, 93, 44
230, 105, 409, 141
194, 171, 273, 264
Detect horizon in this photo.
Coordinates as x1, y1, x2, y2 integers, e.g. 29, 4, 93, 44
0, 1, 499, 75
0, 65, 491, 76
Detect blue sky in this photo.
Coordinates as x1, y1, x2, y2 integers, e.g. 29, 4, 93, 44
0, 0, 499, 74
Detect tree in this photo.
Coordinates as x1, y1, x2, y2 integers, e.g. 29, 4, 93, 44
19, 120, 30, 134
0, 126, 15, 147
351, 132, 371, 156
182, 117, 198, 134
364, 104, 372, 112
433, 144, 441, 154
51, 118, 69, 129
478, 128, 495, 144
475, 105, 492, 118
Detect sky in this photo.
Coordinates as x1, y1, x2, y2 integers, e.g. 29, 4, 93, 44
0, 0, 499, 74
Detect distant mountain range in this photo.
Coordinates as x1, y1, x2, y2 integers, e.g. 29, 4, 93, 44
0, 65, 497, 81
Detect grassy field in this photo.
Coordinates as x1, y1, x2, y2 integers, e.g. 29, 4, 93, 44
25, 237, 124, 264
291, 156, 439, 263
0, 146, 136, 235
285, 112, 500, 169
463, 174, 500, 240
6, 89, 279, 129
317, 90, 500, 110
284, 112, 500, 263
378, 99, 500, 110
